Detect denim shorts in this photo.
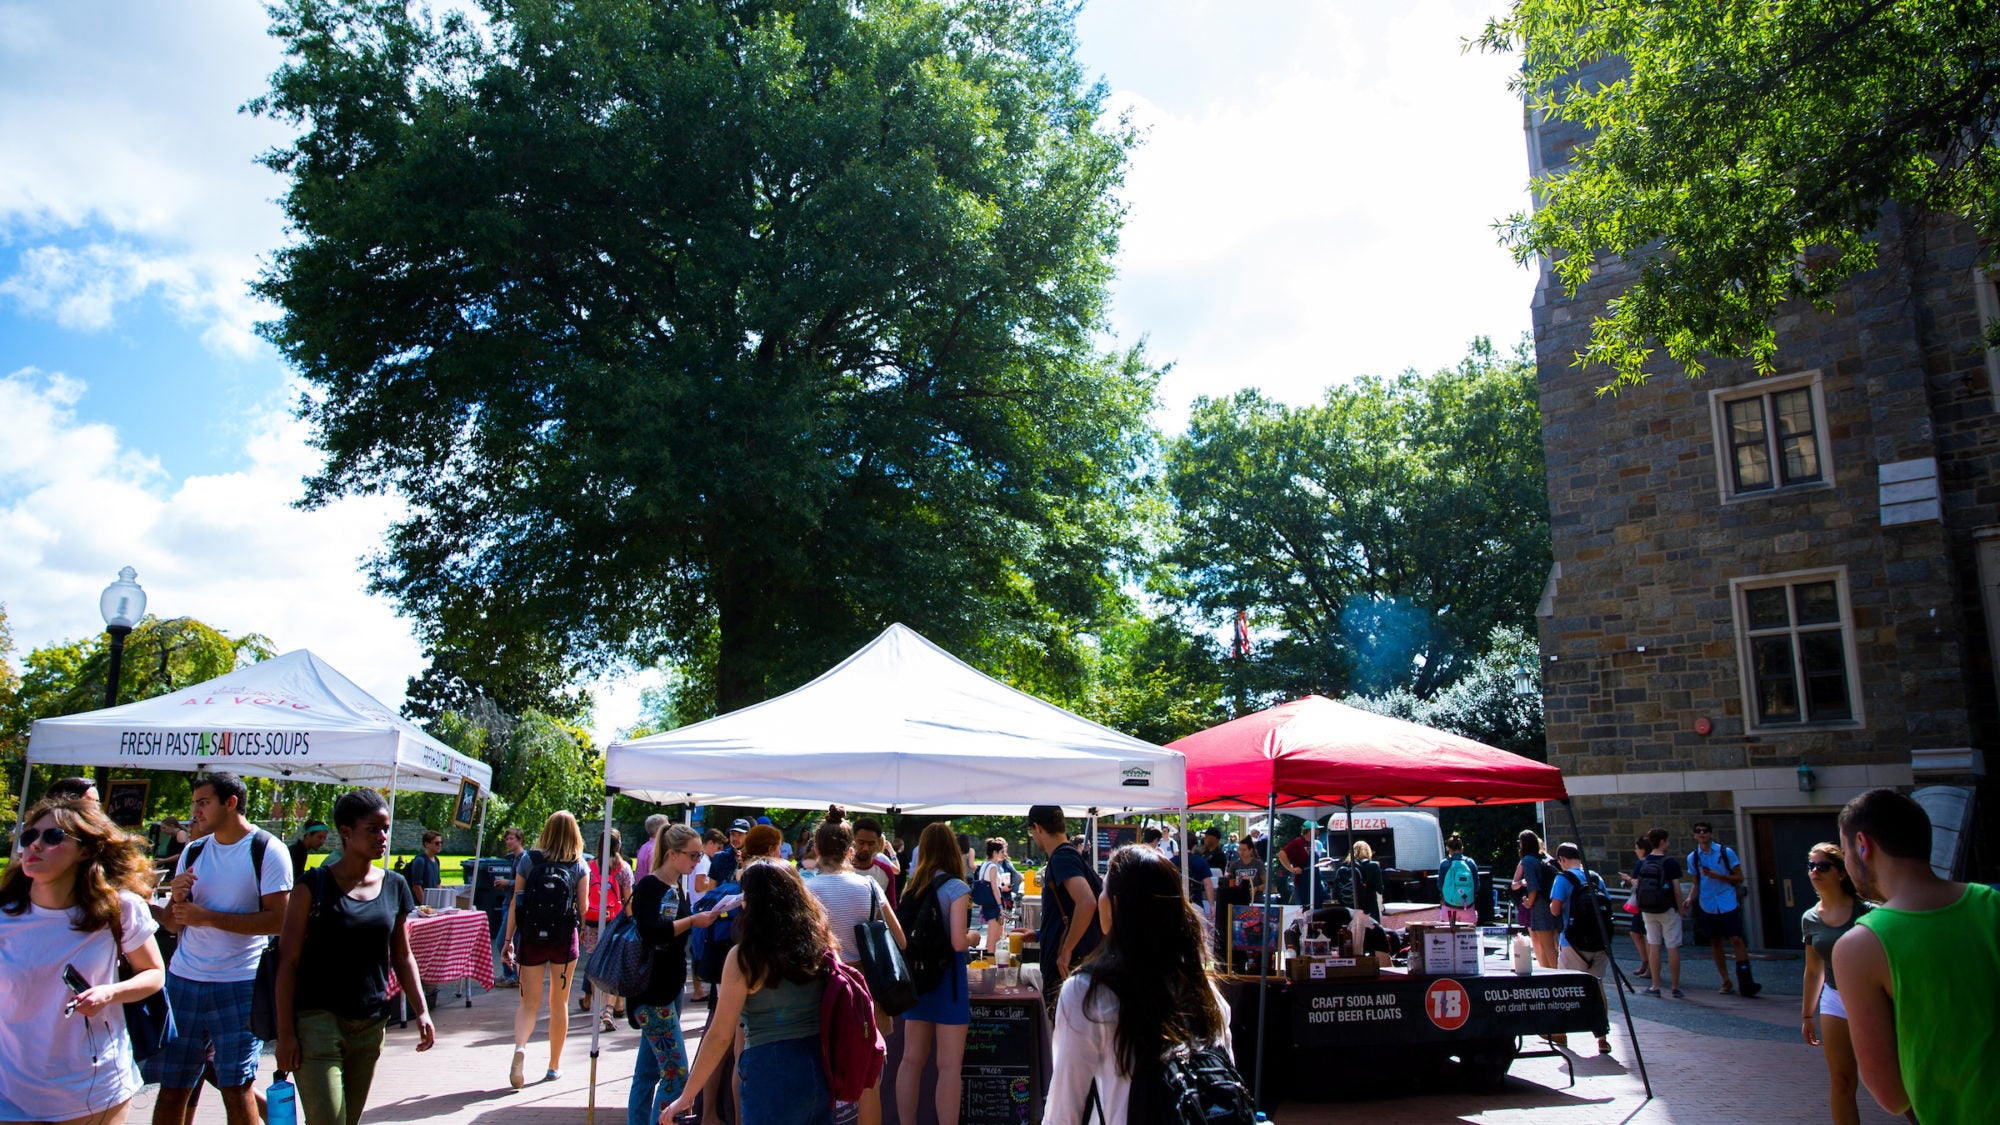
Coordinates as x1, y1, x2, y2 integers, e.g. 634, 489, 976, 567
738, 1035, 831, 1125
160, 973, 262, 1089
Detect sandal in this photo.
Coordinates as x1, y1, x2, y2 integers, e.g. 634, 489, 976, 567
600, 1010, 616, 1033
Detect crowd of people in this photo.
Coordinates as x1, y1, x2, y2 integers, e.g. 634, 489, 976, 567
7, 779, 1994, 1125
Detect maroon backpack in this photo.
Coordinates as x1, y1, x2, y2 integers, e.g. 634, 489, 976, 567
817, 950, 886, 1103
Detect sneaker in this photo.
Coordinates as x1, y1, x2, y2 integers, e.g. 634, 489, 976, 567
1671, 987, 1686, 999
544, 1069, 562, 1082
509, 1049, 526, 1089
1643, 987, 1661, 998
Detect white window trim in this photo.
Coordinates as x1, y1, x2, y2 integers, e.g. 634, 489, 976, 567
1708, 369, 1835, 504
1730, 566, 1866, 734
1972, 267, 2000, 409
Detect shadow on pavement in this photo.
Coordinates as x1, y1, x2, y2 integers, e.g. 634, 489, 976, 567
363, 1088, 519, 1122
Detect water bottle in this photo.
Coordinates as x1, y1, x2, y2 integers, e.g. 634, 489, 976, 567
268, 1073, 297, 1125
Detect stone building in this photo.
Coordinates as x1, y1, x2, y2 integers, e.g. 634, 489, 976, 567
1526, 91, 1998, 948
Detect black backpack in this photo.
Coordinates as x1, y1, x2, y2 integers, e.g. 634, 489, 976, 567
1331, 860, 1356, 906
894, 871, 958, 997
518, 850, 581, 945
1560, 870, 1611, 953
1093, 1042, 1257, 1125
1632, 853, 1674, 912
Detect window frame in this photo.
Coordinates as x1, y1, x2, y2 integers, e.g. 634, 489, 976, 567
1707, 370, 1834, 503
1729, 567, 1866, 734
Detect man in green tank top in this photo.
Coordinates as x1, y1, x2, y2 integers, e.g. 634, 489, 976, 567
1833, 788, 2000, 1123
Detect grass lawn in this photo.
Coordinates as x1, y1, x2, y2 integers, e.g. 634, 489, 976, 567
299, 853, 487, 884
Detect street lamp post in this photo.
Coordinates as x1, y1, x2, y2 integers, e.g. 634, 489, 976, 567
96, 567, 147, 792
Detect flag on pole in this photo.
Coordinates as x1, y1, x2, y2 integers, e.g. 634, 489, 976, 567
1233, 609, 1250, 659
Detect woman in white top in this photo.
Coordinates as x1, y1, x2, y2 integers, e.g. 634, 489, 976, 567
801, 817, 903, 1125
0, 796, 168, 1125
1046, 846, 1233, 1124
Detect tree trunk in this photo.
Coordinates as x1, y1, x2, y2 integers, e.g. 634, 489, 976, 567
713, 556, 763, 715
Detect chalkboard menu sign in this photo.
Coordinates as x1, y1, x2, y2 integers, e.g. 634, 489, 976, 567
961, 998, 1038, 1124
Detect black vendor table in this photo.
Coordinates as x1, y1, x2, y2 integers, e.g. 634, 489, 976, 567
881, 985, 1052, 1125
1224, 967, 1610, 1100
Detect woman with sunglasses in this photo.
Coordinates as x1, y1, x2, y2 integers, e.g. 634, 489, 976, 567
1800, 842, 1871, 1125
0, 797, 167, 1125
626, 824, 719, 1125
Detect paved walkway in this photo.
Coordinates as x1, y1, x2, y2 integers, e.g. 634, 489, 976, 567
130, 944, 1899, 1124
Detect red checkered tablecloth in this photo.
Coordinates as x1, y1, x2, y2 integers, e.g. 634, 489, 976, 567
386, 909, 494, 999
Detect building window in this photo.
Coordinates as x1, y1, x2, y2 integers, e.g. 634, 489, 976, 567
1732, 570, 1863, 730
1709, 372, 1832, 501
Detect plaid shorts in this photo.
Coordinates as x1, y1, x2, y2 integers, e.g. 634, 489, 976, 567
161, 973, 262, 1089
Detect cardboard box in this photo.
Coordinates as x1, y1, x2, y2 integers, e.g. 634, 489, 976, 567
1407, 924, 1482, 976
1287, 955, 1380, 982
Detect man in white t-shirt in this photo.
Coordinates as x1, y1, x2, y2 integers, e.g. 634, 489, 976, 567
852, 816, 900, 911
155, 772, 293, 1125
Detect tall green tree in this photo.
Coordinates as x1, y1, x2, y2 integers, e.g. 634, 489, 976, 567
1480, 0, 2000, 386
1161, 339, 1548, 702
251, 0, 1154, 714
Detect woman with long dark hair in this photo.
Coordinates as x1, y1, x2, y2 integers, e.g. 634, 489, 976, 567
0, 796, 167, 1124
1045, 846, 1232, 1124
895, 821, 973, 1125
662, 860, 835, 1125
582, 827, 635, 1032
274, 788, 435, 1125
1801, 842, 1871, 1125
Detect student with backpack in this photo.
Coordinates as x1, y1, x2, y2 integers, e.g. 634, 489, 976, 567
626, 824, 721, 1125
1046, 846, 1250, 1125
1546, 842, 1615, 1055
1027, 805, 1102, 1017
1438, 834, 1480, 924
581, 828, 635, 1032
156, 771, 294, 1125
662, 860, 859, 1125
1631, 828, 1686, 998
501, 811, 590, 1089
1511, 830, 1561, 970
894, 822, 974, 1125
273, 789, 435, 1125
973, 838, 1010, 953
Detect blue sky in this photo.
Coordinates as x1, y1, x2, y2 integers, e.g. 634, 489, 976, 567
1, 0, 1534, 741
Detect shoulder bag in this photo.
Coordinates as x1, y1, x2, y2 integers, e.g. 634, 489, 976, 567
854, 882, 918, 1015
109, 906, 174, 1060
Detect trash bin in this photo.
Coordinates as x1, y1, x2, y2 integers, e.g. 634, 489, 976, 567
462, 857, 517, 914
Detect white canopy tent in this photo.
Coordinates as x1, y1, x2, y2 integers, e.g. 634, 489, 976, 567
23, 649, 493, 869
605, 622, 1186, 813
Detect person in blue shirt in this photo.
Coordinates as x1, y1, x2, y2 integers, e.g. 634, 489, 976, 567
1437, 833, 1480, 925
1547, 842, 1614, 1055
1685, 821, 1760, 997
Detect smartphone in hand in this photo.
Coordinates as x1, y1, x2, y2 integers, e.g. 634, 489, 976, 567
62, 963, 89, 1016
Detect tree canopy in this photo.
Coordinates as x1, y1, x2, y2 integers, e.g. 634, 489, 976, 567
1480, 0, 2000, 386
252, 0, 1154, 714
1159, 339, 1548, 702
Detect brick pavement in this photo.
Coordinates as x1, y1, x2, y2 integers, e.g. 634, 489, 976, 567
129, 954, 1901, 1125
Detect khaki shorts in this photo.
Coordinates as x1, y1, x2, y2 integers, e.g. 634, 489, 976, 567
1642, 909, 1682, 947
1557, 944, 1608, 978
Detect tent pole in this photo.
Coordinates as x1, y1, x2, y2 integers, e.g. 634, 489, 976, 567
588, 791, 615, 1125
1563, 798, 1651, 1099
14, 750, 32, 839
381, 766, 399, 871
1253, 790, 1277, 1115
1343, 796, 1356, 909
468, 788, 488, 913
1177, 804, 1189, 896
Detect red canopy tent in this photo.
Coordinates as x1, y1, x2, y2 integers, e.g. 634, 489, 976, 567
1171, 695, 1568, 809
1169, 695, 1650, 1105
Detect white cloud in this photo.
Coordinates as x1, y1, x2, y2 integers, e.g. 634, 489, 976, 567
1083, 0, 1536, 417
0, 1, 291, 355
0, 366, 421, 714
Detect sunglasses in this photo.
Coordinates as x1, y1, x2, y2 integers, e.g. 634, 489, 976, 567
19, 827, 73, 849
1806, 860, 1839, 874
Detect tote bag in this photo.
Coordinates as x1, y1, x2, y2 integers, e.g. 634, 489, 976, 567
854, 888, 918, 1015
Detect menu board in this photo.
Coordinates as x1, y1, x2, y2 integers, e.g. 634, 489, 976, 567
961, 998, 1039, 1124
1094, 823, 1140, 858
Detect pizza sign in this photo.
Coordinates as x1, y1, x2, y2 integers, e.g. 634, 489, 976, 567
1423, 978, 1471, 1032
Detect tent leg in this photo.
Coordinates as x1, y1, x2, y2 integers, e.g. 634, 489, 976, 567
382, 766, 399, 871
14, 752, 32, 838
1177, 805, 1190, 903
468, 794, 488, 918
1563, 798, 1651, 1100
587, 792, 615, 1125
1253, 790, 1276, 1114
